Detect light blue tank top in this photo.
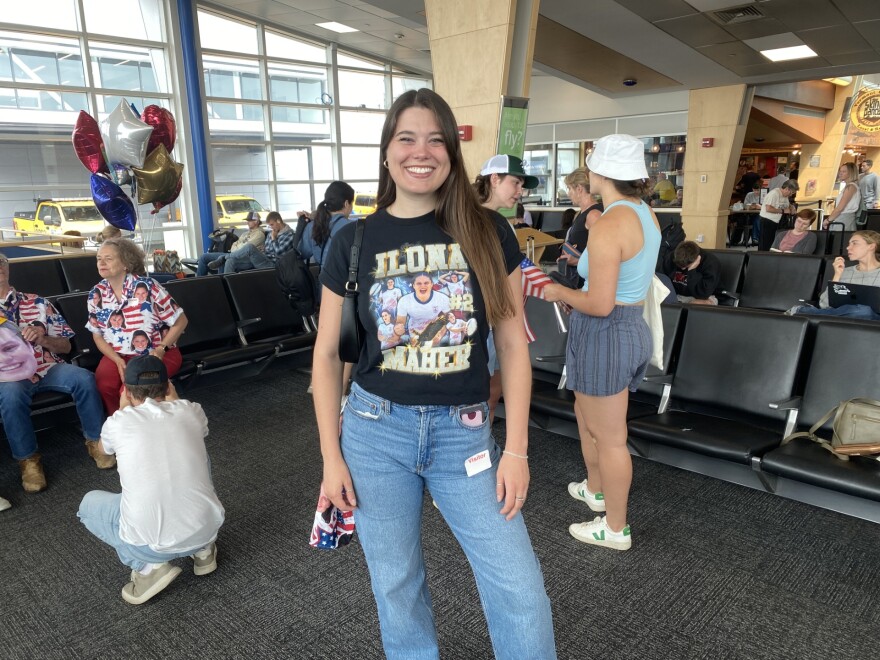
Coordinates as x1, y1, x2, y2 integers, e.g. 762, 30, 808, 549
576, 199, 661, 303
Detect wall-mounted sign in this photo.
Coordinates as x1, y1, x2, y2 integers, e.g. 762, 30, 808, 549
809, 155, 821, 168
847, 88, 880, 147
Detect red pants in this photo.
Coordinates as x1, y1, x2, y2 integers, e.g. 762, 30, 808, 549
95, 348, 183, 415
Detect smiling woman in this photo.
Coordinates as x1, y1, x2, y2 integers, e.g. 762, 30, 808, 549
311, 88, 556, 658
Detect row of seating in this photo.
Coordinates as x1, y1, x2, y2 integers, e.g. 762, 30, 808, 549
9, 254, 101, 297
705, 249, 844, 312
8, 268, 316, 438
522, 297, 880, 523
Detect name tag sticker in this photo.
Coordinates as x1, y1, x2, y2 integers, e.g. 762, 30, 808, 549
465, 450, 491, 477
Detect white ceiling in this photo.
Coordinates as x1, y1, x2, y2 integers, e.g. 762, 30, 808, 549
204, 0, 880, 97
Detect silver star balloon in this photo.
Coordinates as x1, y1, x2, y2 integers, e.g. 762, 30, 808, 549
100, 99, 154, 169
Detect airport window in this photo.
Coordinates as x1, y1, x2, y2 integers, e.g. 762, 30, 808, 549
0, 3, 176, 254
198, 7, 428, 217
4, 1, 78, 32
82, 0, 163, 41
265, 31, 326, 64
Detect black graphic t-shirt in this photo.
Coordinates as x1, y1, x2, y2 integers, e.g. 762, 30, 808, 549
321, 208, 522, 405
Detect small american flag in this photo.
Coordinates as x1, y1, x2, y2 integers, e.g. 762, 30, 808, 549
520, 257, 554, 342
521, 257, 553, 299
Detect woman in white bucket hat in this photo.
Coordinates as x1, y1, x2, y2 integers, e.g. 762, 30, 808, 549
544, 134, 661, 551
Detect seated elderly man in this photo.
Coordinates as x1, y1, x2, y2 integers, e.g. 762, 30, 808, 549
222, 211, 296, 273
196, 211, 265, 276
0, 253, 108, 493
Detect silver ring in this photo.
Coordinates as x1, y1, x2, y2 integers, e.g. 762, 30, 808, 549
515, 496, 526, 501
496, 483, 502, 487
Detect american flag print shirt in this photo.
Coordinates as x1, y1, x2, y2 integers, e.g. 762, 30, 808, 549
0, 288, 74, 377
86, 275, 183, 356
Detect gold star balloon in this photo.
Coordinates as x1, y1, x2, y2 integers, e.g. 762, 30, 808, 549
131, 145, 184, 205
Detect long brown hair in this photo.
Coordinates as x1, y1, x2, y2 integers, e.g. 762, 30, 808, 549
376, 89, 514, 324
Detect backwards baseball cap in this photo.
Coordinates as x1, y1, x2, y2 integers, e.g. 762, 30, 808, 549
479, 155, 539, 189
124, 355, 168, 386
586, 134, 649, 181
245, 211, 262, 222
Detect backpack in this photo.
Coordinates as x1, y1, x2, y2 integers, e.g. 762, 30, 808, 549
656, 219, 686, 272
782, 398, 880, 461
208, 228, 238, 253
275, 216, 318, 319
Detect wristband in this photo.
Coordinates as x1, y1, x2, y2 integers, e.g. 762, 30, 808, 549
503, 450, 528, 460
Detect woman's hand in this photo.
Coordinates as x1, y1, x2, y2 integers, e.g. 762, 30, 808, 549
114, 356, 126, 381
496, 452, 530, 521
833, 256, 846, 278
323, 455, 357, 511
543, 283, 565, 303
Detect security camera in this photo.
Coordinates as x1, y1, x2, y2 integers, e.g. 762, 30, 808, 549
622, 78, 637, 87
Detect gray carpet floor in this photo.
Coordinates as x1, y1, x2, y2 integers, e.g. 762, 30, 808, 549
1, 364, 879, 659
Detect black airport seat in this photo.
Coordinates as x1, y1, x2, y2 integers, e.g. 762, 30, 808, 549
628, 307, 809, 465
760, 320, 880, 502
222, 270, 316, 353
527, 301, 687, 426
58, 255, 100, 293
53, 292, 102, 371
527, 297, 574, 425
703, 249, 746, 304
9, 259, 66, 297
737, 253, 825, 311
163, 277, 276, 386
537, 210, 567, 234
626, 304, 687, 420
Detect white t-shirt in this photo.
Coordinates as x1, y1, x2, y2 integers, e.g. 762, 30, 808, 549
101, 399, 225, 553
760, 188, 788, 223
396, 289, 451, 334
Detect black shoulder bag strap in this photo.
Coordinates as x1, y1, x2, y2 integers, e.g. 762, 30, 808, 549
339, 219, 366, 363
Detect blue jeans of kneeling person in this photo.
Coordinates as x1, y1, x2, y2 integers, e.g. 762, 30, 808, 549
223, 243, 273, 274
794, 304, 880, 320
341, 383, 556, 660
78, 491, 206, 571
0, 363, 104, 459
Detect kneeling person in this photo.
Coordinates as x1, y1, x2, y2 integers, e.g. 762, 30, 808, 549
77, 356, 225, 605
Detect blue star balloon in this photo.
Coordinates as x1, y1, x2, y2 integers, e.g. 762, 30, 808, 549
90, 174, 137, 231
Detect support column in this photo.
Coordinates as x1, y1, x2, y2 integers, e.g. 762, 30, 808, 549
424, 1, 539, 177
799, 76, 865, 207
682, 85, 752, 249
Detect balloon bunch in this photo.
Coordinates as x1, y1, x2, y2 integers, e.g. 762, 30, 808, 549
71, 99, 183, 231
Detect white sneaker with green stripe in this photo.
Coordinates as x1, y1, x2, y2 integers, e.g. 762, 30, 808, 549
567, 479, 606, 512
569, 516, 632, 550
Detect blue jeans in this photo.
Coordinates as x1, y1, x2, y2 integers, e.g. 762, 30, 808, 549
78, 491, 209, 571
341, 383, 556, 660
196, 251, 226, 276
795, 304, 880, 320
224, 243, 273, 273
0, 363, 104, 460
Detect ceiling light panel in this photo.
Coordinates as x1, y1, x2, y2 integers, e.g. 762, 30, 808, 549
760, 45, 819, 61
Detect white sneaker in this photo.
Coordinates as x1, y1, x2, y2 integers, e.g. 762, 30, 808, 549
569, 516, 632, 550
0, 496, 11, 511
567, 480, 606, 512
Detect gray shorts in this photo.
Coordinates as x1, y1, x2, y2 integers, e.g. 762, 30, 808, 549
565, 306, 652, 397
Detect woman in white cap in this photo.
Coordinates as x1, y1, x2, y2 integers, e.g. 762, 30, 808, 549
473, 154, 540, 422
473, 154, 539, 217
543, 134, 661, 551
